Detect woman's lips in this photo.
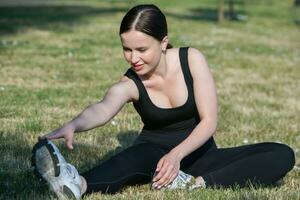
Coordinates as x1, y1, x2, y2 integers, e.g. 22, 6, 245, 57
132, 64, 143, 71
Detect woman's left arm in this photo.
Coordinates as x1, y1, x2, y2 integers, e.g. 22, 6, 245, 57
152, 48, 218, 188
171, 47, 218, 159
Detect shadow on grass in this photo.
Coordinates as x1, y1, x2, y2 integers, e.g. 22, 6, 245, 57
0, 5, 128, 35
0, 131, 50, 199
0, 129, 138, 199
70, 131, 139, 171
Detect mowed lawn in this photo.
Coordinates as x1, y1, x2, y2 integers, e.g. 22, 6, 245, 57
0, 0, 299, 199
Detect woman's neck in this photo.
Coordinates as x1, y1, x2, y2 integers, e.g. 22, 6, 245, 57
142, 52, 169, 81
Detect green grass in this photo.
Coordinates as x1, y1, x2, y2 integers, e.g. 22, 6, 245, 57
0, 0, 299, 199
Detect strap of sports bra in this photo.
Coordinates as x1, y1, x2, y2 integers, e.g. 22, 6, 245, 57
124, 68, 145, 102
179, 47, 194, 89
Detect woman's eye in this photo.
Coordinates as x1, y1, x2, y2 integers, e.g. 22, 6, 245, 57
123, 47, 131, 52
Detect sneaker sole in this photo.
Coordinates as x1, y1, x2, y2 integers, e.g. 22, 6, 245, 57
32, 139, 77, 199
31, 138, 60, 182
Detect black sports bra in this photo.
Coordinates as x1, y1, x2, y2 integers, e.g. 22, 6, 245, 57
124, 47, 200, 130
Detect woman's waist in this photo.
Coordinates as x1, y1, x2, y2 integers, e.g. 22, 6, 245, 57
143, 117, 199, 132
134, 132, 216, 151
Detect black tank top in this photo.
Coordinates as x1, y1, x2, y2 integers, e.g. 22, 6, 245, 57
124, 47, 216, 150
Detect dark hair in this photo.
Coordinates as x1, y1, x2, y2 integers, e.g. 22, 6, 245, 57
119, 4, 172, 49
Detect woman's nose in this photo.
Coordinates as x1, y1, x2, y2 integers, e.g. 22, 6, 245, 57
130, 51, 139, 63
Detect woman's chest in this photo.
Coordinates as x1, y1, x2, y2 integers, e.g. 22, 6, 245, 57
143, 68, 189, 109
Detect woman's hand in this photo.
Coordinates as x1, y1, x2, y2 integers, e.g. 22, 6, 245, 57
39, 123, 75, 150
152, 151, 182, 189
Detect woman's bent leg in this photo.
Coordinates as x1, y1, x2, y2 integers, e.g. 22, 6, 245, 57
81, 143, 167, 194
185, 142, 295, 188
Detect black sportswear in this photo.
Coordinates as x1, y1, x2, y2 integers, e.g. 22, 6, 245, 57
81, 47, 295, 194
124, 47, 215, 150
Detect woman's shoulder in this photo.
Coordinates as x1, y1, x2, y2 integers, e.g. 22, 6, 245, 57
186, 47, 209, 79
119, 75, 139, 102
187, 47, 205, 57
168, 47, 204, 57
186, 47, 206, 68
166, 47, 205, 74
167, 47, 205, 65
166, 47, 208, 79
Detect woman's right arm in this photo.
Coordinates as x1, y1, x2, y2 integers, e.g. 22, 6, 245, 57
41, 77, 138, 149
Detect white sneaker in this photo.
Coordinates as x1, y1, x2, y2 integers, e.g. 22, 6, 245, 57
32, 139, 83, 199
165, 170, 195, 190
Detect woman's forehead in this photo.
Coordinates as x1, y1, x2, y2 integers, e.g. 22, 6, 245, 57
120, 30, 156, 46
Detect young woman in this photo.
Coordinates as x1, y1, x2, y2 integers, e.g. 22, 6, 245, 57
32, 4, 295, 199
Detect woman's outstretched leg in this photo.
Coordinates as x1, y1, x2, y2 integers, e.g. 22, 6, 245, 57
32, 139, 167, 198
82, 143, 167, 194
185, 142, 295, 188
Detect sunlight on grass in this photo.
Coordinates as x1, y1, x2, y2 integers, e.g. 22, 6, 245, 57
0, 0, 299, 199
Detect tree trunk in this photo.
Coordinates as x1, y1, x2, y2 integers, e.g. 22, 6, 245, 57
218, 0, 224, 23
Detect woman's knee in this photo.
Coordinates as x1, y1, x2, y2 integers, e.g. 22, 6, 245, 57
271, 142, 295, 172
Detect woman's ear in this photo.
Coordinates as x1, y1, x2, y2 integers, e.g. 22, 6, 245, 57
161, 35, 169, 51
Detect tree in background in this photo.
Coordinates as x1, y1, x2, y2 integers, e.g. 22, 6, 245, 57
294, 0, 300, 24
218, 0, 225, 22
218, 0, 247, 23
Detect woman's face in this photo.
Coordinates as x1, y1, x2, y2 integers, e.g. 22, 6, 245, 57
120, 30, 166, 76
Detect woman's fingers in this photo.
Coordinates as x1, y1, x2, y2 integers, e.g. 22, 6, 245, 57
153, 153, 181, 188
153, 164, 176, 188
157, 167, 172, 187
153, 158, 165, 181
157, 165, 176, 187
156, 157, 165, 172
37, 125, 75, 150
44, 131, 62, 140
153, 170, 165, 183
164, 171, 178, 187
38, 132, 56, 141
65, 135, 74, 150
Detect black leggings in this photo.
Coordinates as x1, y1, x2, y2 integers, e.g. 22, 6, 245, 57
82, 142, 295, 194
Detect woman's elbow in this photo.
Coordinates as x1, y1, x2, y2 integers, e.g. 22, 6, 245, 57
202, 116, 218, 135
